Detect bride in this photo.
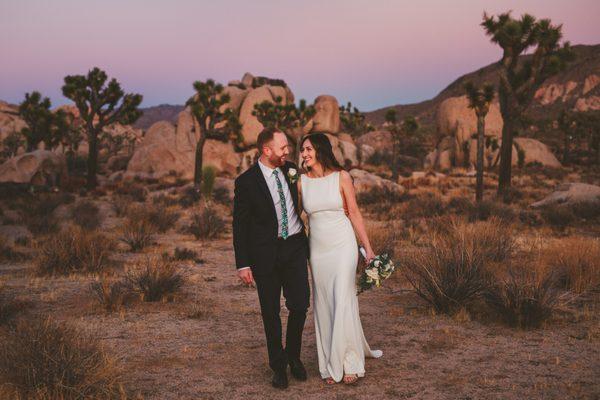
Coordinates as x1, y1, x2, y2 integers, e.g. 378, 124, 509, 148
298, 133, 382, 385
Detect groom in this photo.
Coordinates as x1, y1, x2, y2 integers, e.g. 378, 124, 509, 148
233, 127, 310, 389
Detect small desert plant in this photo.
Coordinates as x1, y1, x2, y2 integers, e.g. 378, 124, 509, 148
35, 225, 114, 275
177, 185, 201, 208
484, 267, 558, 329
0, 284, 26, 325
401, 217, 491, 314
544, 237, 600, 295
114, 181, 147, 202
90, 278, 129, 312
152, 193, 179, 207
172, 247, 202, 262
71, 199, 101, 230
128, 203, 180, 233
201, 166, 216, 199
0, 235, 27, 262
357, 185, 408, 206
186, 207, 226, 239
467, 199, 516, 224
212, 186, 231, 205
111, 194, 133, 217
0, 317, 126, 399
126, 257, 184, 302
17, 192, 74, 235
541, 204, 576, 229
571, 201, 600, 220
118, 217, 157, 252
470, 217, 516, 262
403, 193, 445, 220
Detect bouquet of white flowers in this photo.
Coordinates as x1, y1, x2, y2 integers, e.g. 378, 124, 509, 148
356, 247, 395, 295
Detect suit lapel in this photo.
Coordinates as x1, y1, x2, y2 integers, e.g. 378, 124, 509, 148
253, 163, 277, 221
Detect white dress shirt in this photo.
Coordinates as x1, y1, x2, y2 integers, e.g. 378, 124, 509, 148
239, 160, 302, 271
258, 160, 303, 238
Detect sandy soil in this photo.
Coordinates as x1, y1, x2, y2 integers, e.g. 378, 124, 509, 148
2, 224, 599, 400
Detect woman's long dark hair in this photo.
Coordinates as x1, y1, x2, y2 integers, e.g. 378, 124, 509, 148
300, 133, 343, 172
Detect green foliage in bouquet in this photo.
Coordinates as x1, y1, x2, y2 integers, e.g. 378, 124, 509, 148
357, 253, 395, 295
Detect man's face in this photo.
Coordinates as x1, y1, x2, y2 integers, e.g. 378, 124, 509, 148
264, 132, 289, 167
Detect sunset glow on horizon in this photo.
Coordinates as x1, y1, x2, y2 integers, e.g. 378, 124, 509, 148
1, 0, 599, 111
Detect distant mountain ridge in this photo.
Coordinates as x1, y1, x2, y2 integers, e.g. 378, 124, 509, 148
364, 44, 600, 127
134, 104, 184, 130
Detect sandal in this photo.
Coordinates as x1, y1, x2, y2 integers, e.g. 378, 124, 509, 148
324, 377, 336, 385
343, 374, 358, 385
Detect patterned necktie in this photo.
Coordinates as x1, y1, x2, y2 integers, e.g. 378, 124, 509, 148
273, 169, 288, 239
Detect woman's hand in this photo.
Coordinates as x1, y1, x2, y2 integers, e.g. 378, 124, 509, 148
364, 248, 376, 264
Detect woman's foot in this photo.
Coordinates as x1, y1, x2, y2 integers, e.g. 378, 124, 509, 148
324, 377, 336, 385
343, 374, 358, 385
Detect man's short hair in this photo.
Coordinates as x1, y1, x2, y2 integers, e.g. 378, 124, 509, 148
256, 126, 282, 154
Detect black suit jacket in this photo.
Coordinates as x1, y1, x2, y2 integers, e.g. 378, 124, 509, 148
233, 161, 306, 275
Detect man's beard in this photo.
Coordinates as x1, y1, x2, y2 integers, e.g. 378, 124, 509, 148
269, 153, 286, 167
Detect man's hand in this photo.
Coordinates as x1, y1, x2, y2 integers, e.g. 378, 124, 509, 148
238, 268, 255, 286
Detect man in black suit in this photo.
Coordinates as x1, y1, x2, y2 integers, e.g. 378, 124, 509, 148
233, 127, 310, 389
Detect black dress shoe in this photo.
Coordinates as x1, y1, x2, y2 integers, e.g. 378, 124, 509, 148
288, 358, 307, 381
272, 368, 288, 389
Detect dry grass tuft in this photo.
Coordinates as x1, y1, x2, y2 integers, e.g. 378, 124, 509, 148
90, 277, 129, 313
543, 237, 600, 295
71, 199, 101, 231
128, 203, 180, 233
0, 317, 127, 399
186, 207, 226, 240
401, 217, 495, 314
484, 266, 558, 329
126, 257, 184, 302
119, 217, 157, 252
35, 225, 115, 276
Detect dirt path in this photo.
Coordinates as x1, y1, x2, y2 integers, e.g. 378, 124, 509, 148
2, 230, 599, 400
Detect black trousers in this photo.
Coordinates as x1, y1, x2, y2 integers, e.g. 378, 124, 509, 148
253, 232, 310, 372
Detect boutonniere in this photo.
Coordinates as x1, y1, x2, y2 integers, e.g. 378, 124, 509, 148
287, 168, 298, 184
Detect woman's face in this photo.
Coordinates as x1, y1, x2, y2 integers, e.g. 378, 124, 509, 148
300, 139, 318, 169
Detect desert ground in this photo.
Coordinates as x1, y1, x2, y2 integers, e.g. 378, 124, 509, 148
1, 164, 599, 400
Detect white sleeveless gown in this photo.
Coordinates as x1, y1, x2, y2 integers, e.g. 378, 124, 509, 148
301, 172, 382, 381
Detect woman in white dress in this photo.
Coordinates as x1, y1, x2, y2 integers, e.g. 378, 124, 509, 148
297, 133, 382, 385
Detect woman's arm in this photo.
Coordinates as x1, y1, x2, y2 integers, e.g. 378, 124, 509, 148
339, 170, 376, 261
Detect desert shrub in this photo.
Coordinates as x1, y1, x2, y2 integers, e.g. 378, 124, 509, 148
114, 182, 147, 202
401, 217, 492, 314
17, 192, 75, 236
544, 237, 600, 294
152, 193, 179, 207
0, 285, 27, 325
35, 226, 115, 275
126, 257, 183, 302
484, 267, 558, 329
119, 217, 156, 252
177, 185, 201, 208
212, 186, 231, 205
403, 193, 445, 220
111, 194, 133, 217
541, 204, 575, 229
366, 150, 393, 166
0, 317, 125, 399
201, 166, 216, 199
446, 196, 473, 214
71, 200, 101, 230
467, 200, 517, 224
128, 203, 180, 233
186, 207, 226, 240
571, 201, 600, 220
357, 185, 409, 206
90, 278, 129, 313
519, 210, 544, 227
0, 235, 27, 262
172, 247, 202, 262
365, 222, 401, 258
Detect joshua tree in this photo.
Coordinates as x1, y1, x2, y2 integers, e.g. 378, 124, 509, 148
187, 79, 241, 198
385, 109, 419, 181
339, 102, 373, 137
253, 97, 315, 133
18, 91, 69, 152
62, 67, 142, 189
253, 97, 315, 158
481, 12, 574, 201
465, 81, 495, 203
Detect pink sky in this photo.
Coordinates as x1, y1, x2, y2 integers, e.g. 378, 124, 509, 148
1, 0, 599, 111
